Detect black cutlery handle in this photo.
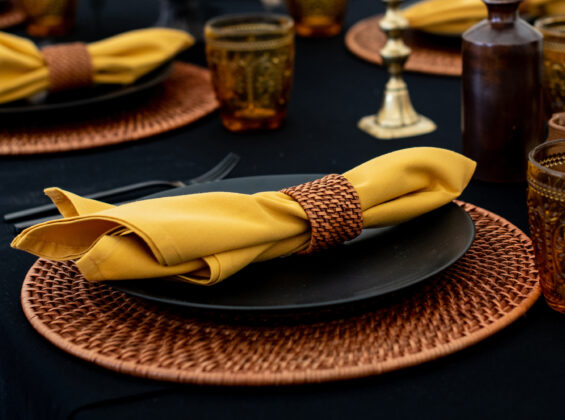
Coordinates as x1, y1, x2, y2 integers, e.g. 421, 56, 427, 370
13, 195, 142, 233
4, 180, 181, 223
6, 153, 240, 228
14, 215, 60, 233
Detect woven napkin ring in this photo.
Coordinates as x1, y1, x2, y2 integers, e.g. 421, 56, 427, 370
281, 174, 364, 254
41, 42, 94, 92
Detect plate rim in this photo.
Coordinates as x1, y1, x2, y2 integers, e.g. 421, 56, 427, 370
0, 61, 173, 114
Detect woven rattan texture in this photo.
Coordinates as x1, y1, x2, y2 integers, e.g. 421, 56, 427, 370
345, 16, 462, 77
0, 62, 218, 155
281, 174, 363, 254
21, 202, 540, 385
41, 43, 93, 92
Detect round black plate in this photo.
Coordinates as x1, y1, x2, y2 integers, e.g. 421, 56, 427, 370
111, 174, 475, 313
0, 62, 172, 114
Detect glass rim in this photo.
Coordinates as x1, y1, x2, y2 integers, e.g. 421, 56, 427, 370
534, 15, 565, 35
205, 13, 294, 37
528, 138, 565, 179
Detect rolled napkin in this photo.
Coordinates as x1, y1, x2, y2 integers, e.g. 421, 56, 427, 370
0, 28, 194, 104
402, 0, 553, 36
11, 147, 476, 285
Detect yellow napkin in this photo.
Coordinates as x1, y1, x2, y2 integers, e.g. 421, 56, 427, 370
0, 28, 194, 104
11, 147, 476, 285
402, 0, 554, 36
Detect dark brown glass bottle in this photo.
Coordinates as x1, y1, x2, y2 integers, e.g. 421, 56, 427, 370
462, 0, 543, 182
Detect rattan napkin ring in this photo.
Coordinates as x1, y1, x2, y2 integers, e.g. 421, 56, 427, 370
281, 174, 363, 254
41, 42, 93, 92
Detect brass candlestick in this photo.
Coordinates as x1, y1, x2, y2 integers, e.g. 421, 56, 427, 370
358, 0, 436, 139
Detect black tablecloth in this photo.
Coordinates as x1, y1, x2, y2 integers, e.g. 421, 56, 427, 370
0, 1, 559, 419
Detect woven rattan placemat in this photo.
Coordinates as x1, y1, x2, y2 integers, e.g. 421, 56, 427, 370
345, 16, 462, 77
0, 62, 218, 155
0, 6, 26, 29
21, 202, 540, 385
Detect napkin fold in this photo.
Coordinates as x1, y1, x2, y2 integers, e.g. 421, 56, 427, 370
0, 28, 194, 104
11, 147, 476, 285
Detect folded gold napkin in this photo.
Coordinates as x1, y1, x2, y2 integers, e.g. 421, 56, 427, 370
0, 28, 194, 104
11, 147, 476, 285
402, 0, 554, 36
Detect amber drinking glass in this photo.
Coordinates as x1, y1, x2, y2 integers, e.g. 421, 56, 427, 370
205, 14, 295, 132
286, 0, 347, 37
535, 16, 565, 116
19, 0, 77, 37
527, 139, 565, 313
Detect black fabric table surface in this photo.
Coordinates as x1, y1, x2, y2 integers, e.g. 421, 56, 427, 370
0, 0, 559, 419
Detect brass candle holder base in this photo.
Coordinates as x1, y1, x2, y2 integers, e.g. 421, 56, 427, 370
358, 114, 436, 139
358, 75, 436, 139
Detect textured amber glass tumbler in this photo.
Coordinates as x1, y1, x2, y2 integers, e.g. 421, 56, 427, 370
535, 16, 565, 116
527, 139, 565, 313
19, 0, 77, 37
205, 14, 295, 132
286, 0, 348, 37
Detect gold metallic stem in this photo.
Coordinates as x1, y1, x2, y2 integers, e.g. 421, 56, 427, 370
358, 0, 436, 139
376, 75, 418, 127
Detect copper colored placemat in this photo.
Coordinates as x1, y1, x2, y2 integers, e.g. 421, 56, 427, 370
21, 202, 540, 385
0, 62, 218, 155
345, 15, 462, 77
0, 6, 26, 29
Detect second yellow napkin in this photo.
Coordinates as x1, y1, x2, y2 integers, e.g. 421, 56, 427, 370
402, 0, 554, 35
11, 147, 476, 285
0, 28, 194, 104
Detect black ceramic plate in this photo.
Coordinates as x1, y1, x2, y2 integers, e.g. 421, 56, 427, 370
0, 62, 173, 114
111, 174, 475, 313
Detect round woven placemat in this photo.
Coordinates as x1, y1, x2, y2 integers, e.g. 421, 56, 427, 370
345, 15, 462, 77
21, 202, 540, 385
0, 62, 218, 155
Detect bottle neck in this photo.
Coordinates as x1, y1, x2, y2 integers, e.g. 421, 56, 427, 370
485, 1, 520, 28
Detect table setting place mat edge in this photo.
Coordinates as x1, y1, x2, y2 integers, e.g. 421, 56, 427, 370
345, 15, 462, 77
19, 201, 540, 386
0, 61, 219, 155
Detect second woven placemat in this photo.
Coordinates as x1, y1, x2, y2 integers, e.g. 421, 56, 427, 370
345, 15, 462, 77
0, 6, 26, 29
0, 62, 218, 155
21, 202, 539, 385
